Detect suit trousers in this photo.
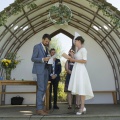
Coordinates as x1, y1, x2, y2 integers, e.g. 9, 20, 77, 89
49, 78, 59, 108
36, 69, 48, 110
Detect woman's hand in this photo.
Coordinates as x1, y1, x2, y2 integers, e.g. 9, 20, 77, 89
69, 58, 75, 62
68, 70, 72, 74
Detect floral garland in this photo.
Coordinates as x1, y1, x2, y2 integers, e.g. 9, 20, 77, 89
48, 3, 72, 25
87, 0, 120, 28
0, 0, 37, 27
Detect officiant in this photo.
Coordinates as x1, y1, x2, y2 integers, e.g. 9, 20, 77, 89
49, 48, 61, 109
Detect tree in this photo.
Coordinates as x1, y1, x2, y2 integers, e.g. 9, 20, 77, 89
49, 37, 64, 59
49, 36, 67, 102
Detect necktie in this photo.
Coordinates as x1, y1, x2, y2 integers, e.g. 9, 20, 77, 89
43, 44, 48, 57
52, 61, 55, 74
45, 47, 48, 57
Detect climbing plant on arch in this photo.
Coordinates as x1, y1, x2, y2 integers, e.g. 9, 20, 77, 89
0, 0, 120, 28
0, 0, 37, 26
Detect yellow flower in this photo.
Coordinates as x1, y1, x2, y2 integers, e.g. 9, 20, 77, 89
2, 59, 7, 62
5, 63, 8, 66
7, 60, 11, 64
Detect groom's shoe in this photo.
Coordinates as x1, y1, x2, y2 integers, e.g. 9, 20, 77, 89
36, 110, 48, 115
44, 109, 49, 113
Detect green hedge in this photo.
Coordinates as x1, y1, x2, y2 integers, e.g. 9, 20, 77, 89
58, 82, 67, 102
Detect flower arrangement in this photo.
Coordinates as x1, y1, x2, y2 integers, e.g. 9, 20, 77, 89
0, 53, 21, 80
1, 59, 20, 69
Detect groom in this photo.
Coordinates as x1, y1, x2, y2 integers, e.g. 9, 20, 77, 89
31, 34, 51, 115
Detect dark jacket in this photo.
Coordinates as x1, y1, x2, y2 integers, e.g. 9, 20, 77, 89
49, 58, 61, 81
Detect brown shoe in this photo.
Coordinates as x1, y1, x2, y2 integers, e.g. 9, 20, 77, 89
36, 110, 48, 115
44, 109, 49, 113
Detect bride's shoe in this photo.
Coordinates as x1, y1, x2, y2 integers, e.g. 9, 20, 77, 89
75, 104, 80, 109
76, 107, 86, 115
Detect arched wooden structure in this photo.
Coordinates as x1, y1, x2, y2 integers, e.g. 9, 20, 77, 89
0, 0, 120, 100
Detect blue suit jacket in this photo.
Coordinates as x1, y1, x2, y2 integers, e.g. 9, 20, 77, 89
31, 43, 46, 74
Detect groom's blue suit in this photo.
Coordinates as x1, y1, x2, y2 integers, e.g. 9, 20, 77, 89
31, 43, 49, 110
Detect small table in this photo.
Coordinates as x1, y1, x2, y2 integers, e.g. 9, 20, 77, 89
0, 80, 51, 110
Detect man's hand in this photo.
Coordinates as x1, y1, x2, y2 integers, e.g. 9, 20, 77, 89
43, 57, 50, 62
51, 74, 57, 79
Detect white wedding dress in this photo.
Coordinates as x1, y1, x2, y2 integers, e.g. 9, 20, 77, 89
68, 48, 94, 100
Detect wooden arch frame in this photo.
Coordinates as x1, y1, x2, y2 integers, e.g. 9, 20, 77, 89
0, 0, 120, 100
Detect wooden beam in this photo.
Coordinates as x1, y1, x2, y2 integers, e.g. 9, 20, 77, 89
22, 8, 36, 34
101, 25, 117, 43
4, 25, 21, 42
51, 0, 71, 3
86, 8, 100, 33
51, 0, 58, 3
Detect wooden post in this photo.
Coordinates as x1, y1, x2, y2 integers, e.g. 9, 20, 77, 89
112, 91, 117, 104
45, 83, 50, 110
0, 82, 1, 105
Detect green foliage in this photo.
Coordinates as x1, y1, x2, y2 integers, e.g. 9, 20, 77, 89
11, 3, 23, 15
61, 60, 66, 71
6, 52, 17, 60
57, 82, 67, 102
60, 70, 67, 82
27, 2, 37, 10
49, 3, 72, 25
49, 36, 67, 102
51, 70, 67, 102
49, 37, 64, 59
0, 0, 37, 27
0, 11, 7, 26
0, 52, 22, 80
49, 36, 67, 101
0, 52, 21, 70
87, 0, 120, 28
58, 70, 67, 102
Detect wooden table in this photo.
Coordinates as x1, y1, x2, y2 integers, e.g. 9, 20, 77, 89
0, 80, 51, 110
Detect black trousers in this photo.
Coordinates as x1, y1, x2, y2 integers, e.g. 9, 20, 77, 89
49, 79, 59, 109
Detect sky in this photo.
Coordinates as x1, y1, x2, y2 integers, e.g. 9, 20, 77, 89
0, 0, 14, 12
0, 0, 120, 12
106, 0, 120, 10
53, 33, 72, 62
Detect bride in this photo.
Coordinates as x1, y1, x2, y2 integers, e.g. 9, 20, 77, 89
68, 35, 94, 115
